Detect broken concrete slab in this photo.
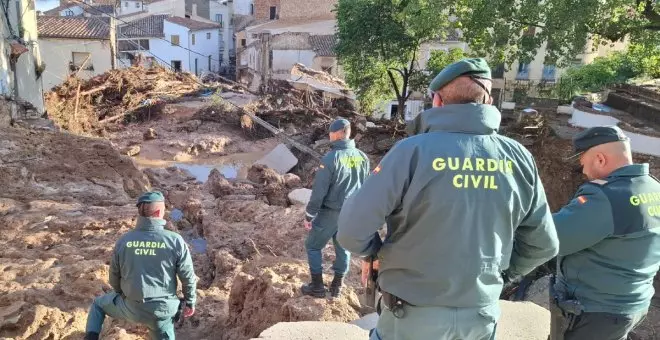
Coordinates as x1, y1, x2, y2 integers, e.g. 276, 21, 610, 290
288, 188, 312, 206
366, 122, 377, 128
254, 144, 298, 174
501, 102, 516, 110
557, 105, 573, 115
348, 300, 550, 339
250, 321, 368, 340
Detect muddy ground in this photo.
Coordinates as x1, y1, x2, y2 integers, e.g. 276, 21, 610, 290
2, 83, 660, 339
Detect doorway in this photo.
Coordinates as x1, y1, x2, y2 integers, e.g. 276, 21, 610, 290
171, 60, 182, 72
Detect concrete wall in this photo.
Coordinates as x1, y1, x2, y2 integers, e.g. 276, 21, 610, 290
39, 38, 113, 90
188, 28, 222, 75
280, 0, 337, 19
58, 5, 84, 16
270, 33, 310, 49
186, 0, 211, 19
118, 0, 145, 15
0, 0, 45, 114
234, 0, 254, 15
272, 50, 315, 72
161, 21, 191, 71
254, 0, 279, 20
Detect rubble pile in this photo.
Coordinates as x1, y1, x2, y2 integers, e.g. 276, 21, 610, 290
44, 66, 206, 133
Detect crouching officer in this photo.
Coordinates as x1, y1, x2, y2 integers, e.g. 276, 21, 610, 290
337, 58, 559, 340
85, 191, 197, 340
301, 118, 370, 299
551, 126, 660, 340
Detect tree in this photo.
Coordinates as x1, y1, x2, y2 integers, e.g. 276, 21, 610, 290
335, 0, 454, 120
455, 0, 660, 67
556, 44, 660, 100
426, 48, 473, 79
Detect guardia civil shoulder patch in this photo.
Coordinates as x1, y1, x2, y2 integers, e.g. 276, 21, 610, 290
577, 196, 587, 204
372, 165, 381, 174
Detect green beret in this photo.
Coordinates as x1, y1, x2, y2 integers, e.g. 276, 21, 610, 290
329, 118, 350, 132
136, 191, 165, 206
566, 126, 629, 160
429, 58, 492, 92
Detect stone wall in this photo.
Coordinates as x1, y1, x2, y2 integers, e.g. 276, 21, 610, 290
254, 0, 280, 20
280, 0, 337, 19
270, 33, 311, 50
0, 98, 12, 127
605, 92, 660, 125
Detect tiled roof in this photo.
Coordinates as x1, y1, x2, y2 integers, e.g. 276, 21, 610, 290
309, 35, 336, 57
118, 14, 167, 38
91, 4, 114, 14
165, 16, 221, 31
37, 16, 110, 39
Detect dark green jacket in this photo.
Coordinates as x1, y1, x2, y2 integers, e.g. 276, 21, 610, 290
554, 164, 660, 314
110, 217, 197, 308
337, 104, 559, 307
305, 139, 370, 222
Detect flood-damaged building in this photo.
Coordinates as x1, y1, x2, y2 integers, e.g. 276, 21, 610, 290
1, 0, 45, 124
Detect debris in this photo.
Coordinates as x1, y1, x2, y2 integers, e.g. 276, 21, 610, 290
288, 189, 312, 206
254, 144, 299, 175
121, 145, 141, 157
143, 128, 158, 140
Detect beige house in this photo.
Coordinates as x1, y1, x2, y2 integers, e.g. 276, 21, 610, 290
0, 0, 45, 117
37, 16, 117, 90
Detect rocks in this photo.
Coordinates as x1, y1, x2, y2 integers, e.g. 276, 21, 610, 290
179, 119, 202, 132
143, 128, 157, 140
224, 257, 362, 340
366, 122, 377, 129
288, 189, 312, 206
121, 145, 141, 157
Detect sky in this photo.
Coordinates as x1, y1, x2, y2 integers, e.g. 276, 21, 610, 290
36, 0, 61, 12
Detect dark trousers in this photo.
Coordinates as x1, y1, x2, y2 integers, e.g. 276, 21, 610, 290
549, 300, 647, 340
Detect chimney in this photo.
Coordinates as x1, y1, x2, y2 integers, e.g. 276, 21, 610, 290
192, 3, 198, 18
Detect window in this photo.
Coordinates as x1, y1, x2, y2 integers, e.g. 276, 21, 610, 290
135, 2, 140, 8
195, 58, 198, 76
191, 33, 196, 45
64, 10, 74, 16
516, 63, 529, 80
542, 65, 556, 81
215, 14, 222, 23
206, 32, 211, 39
269, 6, 277, 19
71, 52, 93, 71
118, 39, 150, 51
208, 55, 211, 70
491, 64, 505, 79
250, 3, 254, 15
124, 2, 128, 7
171, 35, 180, 46
321, 66, 332, 74
241, 39, 246, 47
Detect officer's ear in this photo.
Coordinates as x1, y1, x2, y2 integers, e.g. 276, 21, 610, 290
486, 95, 494, 105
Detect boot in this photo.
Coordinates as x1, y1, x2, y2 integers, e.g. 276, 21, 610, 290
301, 273, 326, 298
84, 332, 100, 340
329, 274, 344, 298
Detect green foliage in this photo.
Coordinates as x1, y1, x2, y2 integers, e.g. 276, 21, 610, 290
426, 48, 472, 78
335, 0, 454, 118
455, 0, 660, 67
556, 44, 660, 100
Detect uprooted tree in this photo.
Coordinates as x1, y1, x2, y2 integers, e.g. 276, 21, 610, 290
456, 0, 660, 67
335, 0, 454, 120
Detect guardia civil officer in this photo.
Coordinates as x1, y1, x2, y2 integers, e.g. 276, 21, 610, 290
301, 118, 370, 298
550, 126, 660, 340
337, 58, 560, 340
85, 191, 196, 340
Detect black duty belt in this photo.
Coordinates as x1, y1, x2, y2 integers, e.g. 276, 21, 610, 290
379, 291, 415, 319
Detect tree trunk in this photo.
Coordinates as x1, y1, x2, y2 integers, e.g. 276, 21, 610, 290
396, 96, 406, 121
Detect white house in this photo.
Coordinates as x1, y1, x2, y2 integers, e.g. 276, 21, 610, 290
1, 0, 44, 115
118, 15, 221, 76
41, 1, 115, 17
117, 0, 186, 20
208, 0, 234, 68
37, 16, 116, 90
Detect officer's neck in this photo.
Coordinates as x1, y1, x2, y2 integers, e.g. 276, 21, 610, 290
136, 216, 166, 230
